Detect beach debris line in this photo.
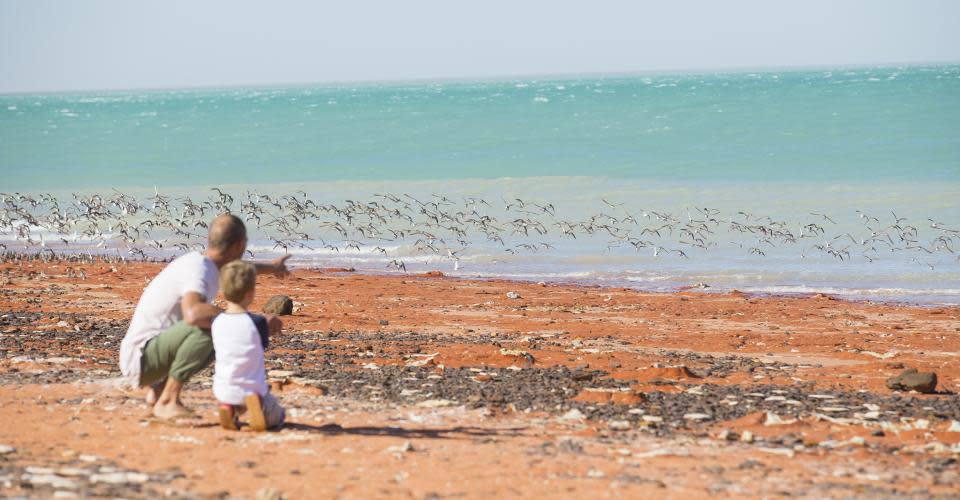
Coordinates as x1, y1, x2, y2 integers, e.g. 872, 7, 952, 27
3, 314, 956, 434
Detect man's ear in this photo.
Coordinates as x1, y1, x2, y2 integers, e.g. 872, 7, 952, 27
232, 240, 246, 259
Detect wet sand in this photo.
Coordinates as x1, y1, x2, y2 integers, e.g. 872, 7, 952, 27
1, 258, 958, 498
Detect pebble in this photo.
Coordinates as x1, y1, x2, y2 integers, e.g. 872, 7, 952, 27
416, 399, 454, 408
758, 447, 795, 458
499, 349, 534, 364
718, 429, 739, 441
159, 435, 203, 445
57, 467, 91, 477
763, 412, 796, 426
256, 488, 285, 500
608, 420, 631, 431
948, 420, 960, 433
25, 466, 55, 475
587, 468, 606, 478
642, 415, 663, 423
818, 406, 848, 413
23, 474, 79, 490
683, 413, 711, 421
740, 431, 755, 443
561, 408, 586, 421
505, 291, 521, 299
0, 445, 14, 455
89, 472, 149, 484
633, 448, 687, 459
385, 440, 414, 453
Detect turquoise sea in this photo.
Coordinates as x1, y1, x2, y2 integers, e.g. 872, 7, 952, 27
2, 65, 959, 304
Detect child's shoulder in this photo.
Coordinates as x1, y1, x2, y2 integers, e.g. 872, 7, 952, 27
245, 312, 270, 349
212, 311, 258, 329
245, 311, 267, 322
245, 313, 268, 332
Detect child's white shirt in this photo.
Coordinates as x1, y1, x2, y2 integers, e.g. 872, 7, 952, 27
211, 311, 268, 405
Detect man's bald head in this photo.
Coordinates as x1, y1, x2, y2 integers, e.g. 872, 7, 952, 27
208, 214, 247, 252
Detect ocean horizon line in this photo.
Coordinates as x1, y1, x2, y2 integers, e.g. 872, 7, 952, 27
8, 176, 959, 200
2, 59, 958, 97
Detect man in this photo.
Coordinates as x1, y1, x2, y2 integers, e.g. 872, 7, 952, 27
118, 214, 290, 419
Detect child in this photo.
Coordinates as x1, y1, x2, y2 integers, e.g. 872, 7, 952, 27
212, 261, 285, 430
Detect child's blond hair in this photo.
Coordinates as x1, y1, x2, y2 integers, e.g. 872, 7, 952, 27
219, 261, 256, 303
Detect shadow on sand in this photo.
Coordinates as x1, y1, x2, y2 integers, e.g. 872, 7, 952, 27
278, 422, 527, 440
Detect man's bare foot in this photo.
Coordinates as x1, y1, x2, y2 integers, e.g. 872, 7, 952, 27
145, 388, 157, 406
153, 400, 195, 420
144, 381, 164, 406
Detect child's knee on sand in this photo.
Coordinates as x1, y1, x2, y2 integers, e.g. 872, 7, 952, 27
261, 392, 286, 428
226, 392, 285, 429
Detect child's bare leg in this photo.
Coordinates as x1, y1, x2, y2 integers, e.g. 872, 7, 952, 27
218, 404, 240, 430
245, 394, 267, 431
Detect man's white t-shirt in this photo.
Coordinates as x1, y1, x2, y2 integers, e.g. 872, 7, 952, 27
211, 312, 269, 405
119, 251, 219, 386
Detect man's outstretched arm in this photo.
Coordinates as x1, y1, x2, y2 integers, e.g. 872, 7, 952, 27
182, 291, 222, 329
252, 254, 292, 279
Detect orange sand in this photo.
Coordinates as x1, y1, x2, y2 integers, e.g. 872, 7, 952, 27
1, 260, 958, 497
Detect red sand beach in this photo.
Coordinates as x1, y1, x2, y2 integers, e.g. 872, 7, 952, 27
1, 259, 958, 498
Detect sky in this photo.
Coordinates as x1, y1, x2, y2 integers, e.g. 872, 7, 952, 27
1, 0, 959, 93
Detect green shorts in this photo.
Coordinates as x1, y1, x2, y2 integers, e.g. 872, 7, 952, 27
139, 321, 214, 387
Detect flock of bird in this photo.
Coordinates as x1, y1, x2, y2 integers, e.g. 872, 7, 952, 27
1, 189, 957, 271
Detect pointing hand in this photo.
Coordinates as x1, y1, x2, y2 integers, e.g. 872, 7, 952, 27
272, 254, 291, 278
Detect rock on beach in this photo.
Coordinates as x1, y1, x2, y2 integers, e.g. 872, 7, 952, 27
263, 295, 294, 315
885, 368, 938, 394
